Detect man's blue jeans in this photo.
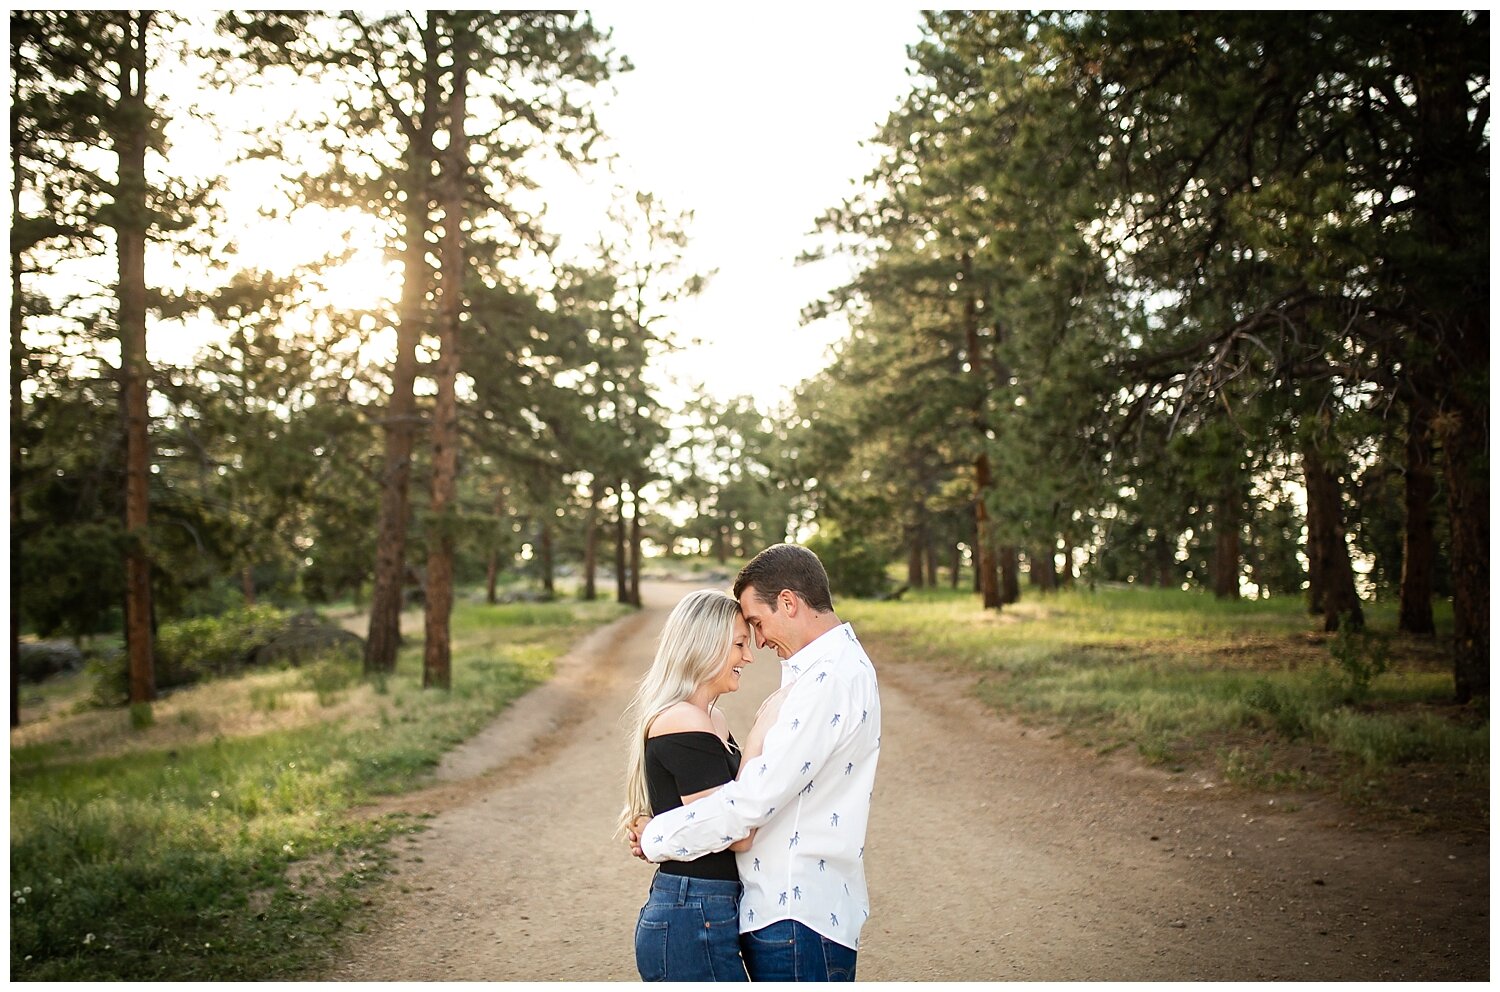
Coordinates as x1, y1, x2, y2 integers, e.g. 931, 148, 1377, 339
740, 919, 858, 981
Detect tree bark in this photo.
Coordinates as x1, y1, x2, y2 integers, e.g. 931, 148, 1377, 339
960, 254, 1002, 610
1303, 471, 1327, 616
907, 525, 925, 589
423, 23, 468, 691
614, 484, 629, 604
999, 545, 1021, 605
117, 11, 154, 707
1401, 15, 1486, 699
11, 121, 25, 727
1440, 400, 1488, 702
1212, 490, 1241, 600
583, 484, 598, 601
628, 480, 642, 607
485, 485, 505, 605
1302, 441, 1363, 631
1398, 402, 1436, 634
366, 15, 440, 676
973, 489, 1001, 608
1032, 546, 1057, 592
539, 518, 555, 597
950, 543, 962, 589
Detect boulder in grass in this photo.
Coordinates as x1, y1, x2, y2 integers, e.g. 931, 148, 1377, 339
17, 640, 85, 683
252, 612, 365, 668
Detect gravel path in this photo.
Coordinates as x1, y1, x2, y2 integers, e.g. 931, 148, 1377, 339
324, 580, 1488, 981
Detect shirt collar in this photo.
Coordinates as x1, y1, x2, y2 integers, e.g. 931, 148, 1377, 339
778, 621, 852, 689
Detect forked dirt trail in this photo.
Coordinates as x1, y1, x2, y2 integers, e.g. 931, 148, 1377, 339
325, 580, 1487, 981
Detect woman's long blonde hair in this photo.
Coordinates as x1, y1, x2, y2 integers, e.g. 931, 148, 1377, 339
618, 589, 741, 837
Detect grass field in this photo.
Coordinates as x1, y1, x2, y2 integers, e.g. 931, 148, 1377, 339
9, 594, 629, 981
841, 584, 1487, 832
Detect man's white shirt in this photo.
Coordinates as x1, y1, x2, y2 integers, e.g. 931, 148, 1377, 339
641, 622, 881, 950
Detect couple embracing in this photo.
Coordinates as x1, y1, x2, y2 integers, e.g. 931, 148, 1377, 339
619, 543, 882, 982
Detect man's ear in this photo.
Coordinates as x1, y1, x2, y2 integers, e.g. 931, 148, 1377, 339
779, 589, 798, 616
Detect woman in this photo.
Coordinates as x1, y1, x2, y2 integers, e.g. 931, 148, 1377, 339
619, 589, 758, 982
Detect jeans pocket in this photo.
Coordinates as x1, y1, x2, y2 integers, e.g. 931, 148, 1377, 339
821, 934, 858, 981
635, 907, 671, 981
700, 894, 740, 929
743, 924, 797, 947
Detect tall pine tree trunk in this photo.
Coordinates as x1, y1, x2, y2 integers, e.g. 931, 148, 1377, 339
485, 485, 505, 605
1304, 475, 1327, 616
614, 484, 629, 605
961, 255, 1002, 610
1032, 546, 1057, 592
1302, 442, 1363, 631
950, 543, 962, 589
117, 12, 154, 707
1440, 398, 1488, 701
628, 480, 642, 607
1398, 403, 1436, 634
1404, 17, 1486, 701
973, 490, 1001, 608
423, 26, 468, 691
366, 16, 440, 676
583, 484, 598, 601
999, 545, 1021, 605
539, 518, 555, 597
11, 128, 24, 727
1156, 534, 1175, 588
1212, 489, 1241, 600
907, 524, 925, 589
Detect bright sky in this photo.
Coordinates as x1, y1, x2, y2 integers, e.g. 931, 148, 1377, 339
138, 9, 924, 414
539, 8, 924, 410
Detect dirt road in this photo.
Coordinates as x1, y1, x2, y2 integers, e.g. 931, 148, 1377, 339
324, 580, 1487, 981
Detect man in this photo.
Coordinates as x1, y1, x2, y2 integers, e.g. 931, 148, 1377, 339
632, 543, 882, 981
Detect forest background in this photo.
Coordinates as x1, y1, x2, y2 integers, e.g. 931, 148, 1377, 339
11, 9, 1486, 710
8, 9, 1489, 981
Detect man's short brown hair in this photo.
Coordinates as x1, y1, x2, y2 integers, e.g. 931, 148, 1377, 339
733, 543, 834, 613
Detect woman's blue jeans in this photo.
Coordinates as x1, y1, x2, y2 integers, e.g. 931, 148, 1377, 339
741, 918, 858, 981
634, 872, 748, 981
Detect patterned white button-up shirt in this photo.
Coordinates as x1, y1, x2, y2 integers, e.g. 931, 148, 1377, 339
641, 622, 882, 951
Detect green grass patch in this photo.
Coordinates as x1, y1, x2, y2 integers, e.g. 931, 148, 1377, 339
843, 585, 1484, 826
10, 594, 630, 981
